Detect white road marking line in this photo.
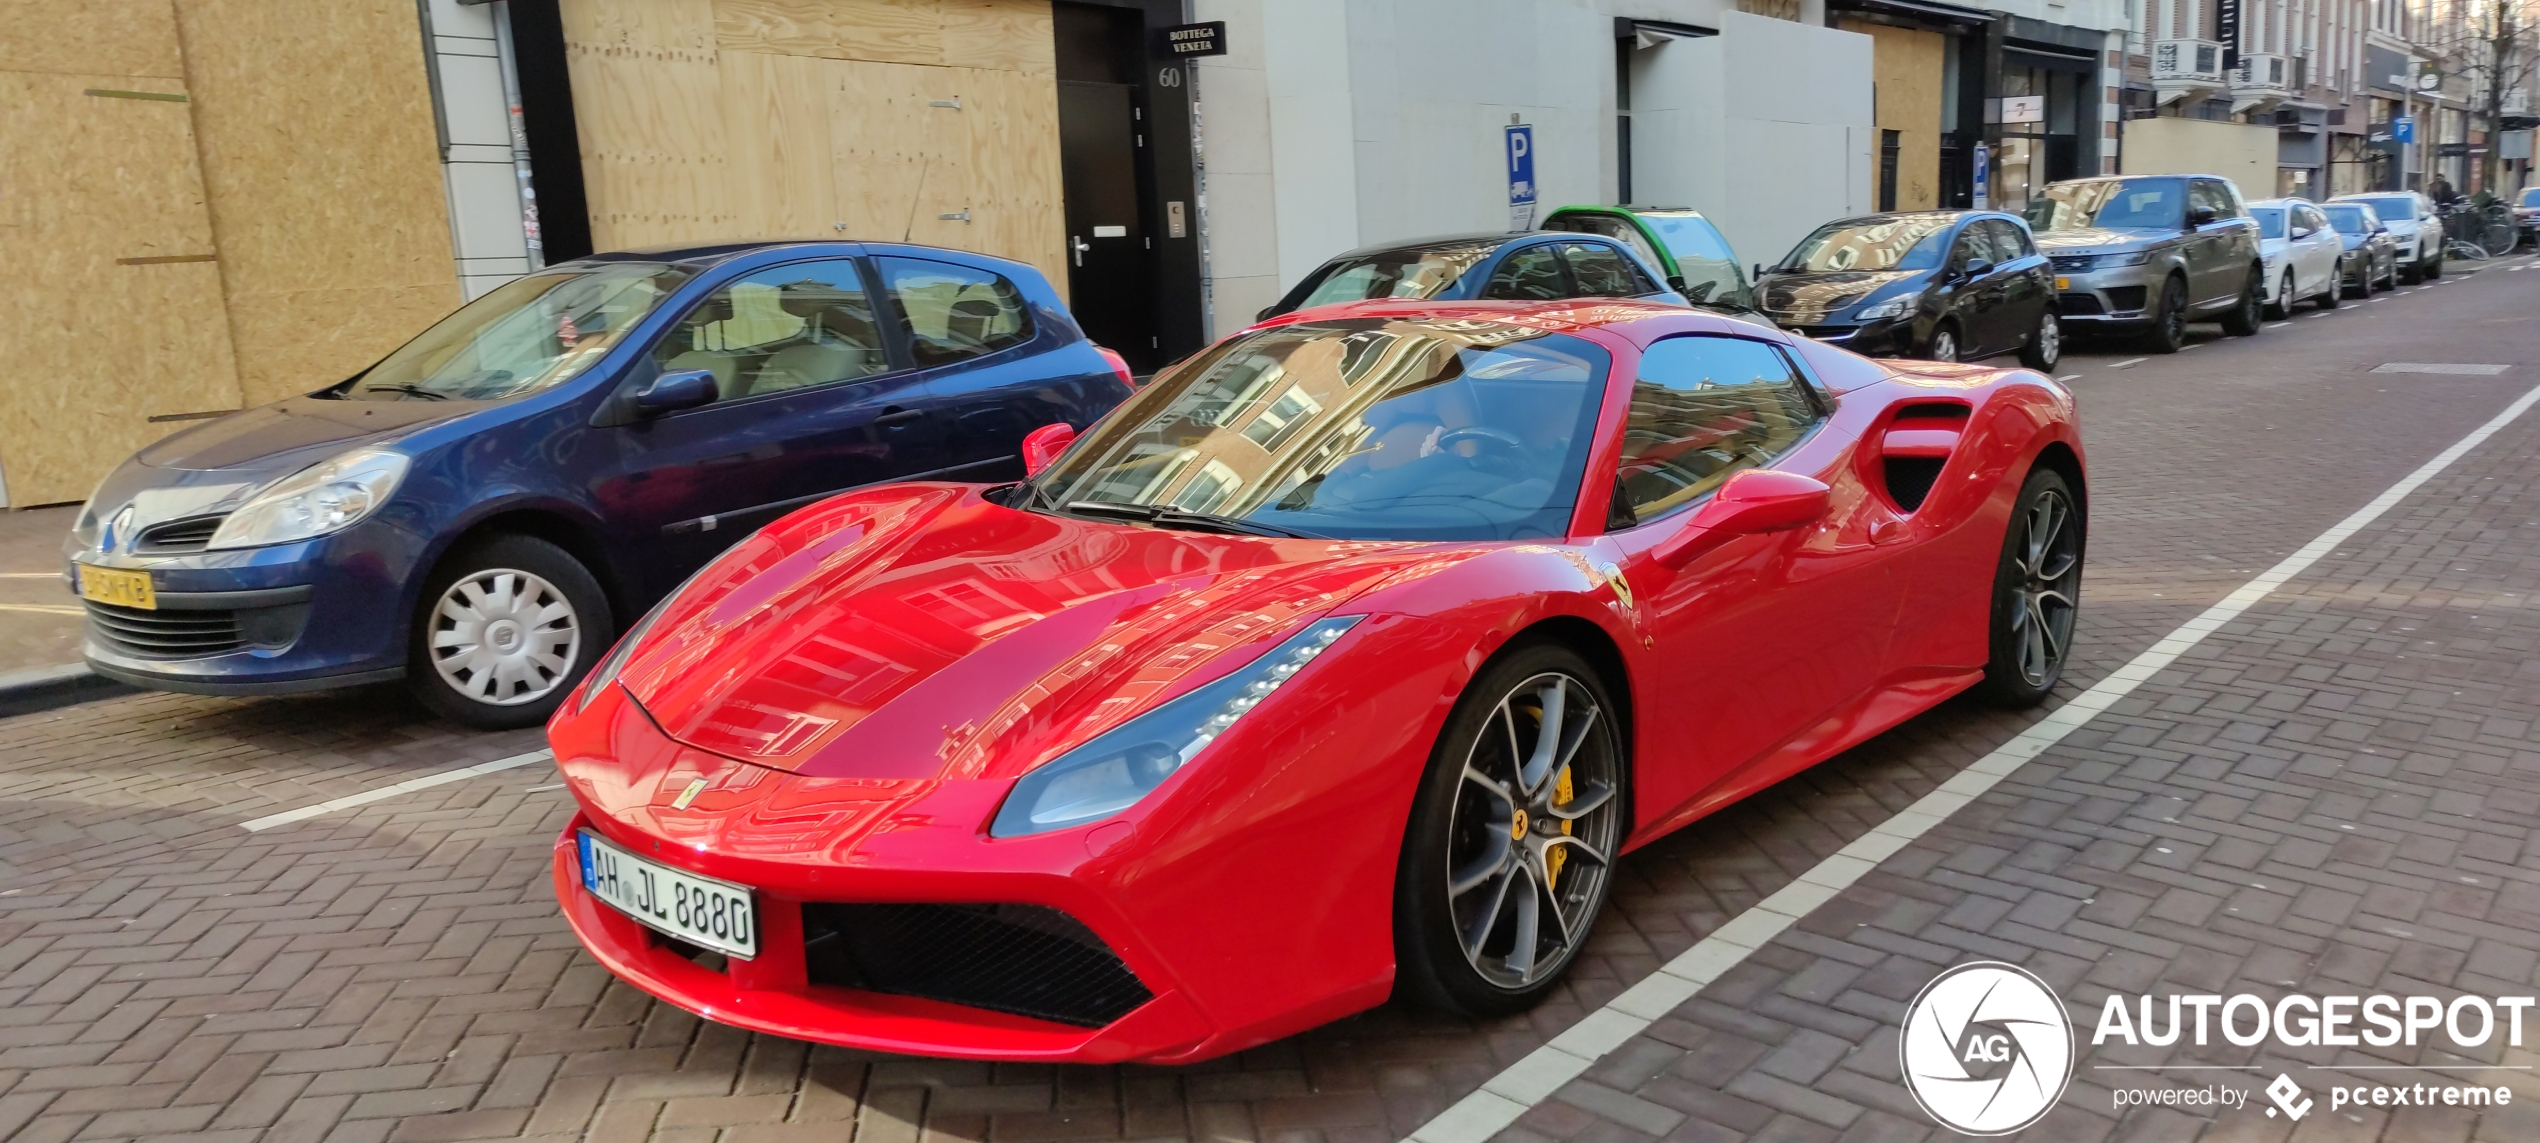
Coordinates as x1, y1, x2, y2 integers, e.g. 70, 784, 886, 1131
2307, 312, 2336, 319
2106, 357, 2147, 369
0, 572, 60, 579
239, 749, 555, 832
0, 603, 83, 616
1404, 380, 2540, 1143
2179, 342, 2203, 350
2055, 374, 2082, 381
2265, 322, 2291, 329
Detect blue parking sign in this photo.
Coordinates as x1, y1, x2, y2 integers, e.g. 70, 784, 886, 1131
1506, 124, 1536, 230
2394, 116, 2415, 143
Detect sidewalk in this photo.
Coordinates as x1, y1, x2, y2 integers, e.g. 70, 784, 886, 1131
0, 505, 80, 676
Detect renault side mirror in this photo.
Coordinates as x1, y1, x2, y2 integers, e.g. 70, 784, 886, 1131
632, 369, 718, 416
1651, 469, 1831, 569
1021, 422, 1077, 477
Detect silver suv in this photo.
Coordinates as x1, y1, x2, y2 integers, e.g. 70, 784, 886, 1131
2023, 175, 2265, 353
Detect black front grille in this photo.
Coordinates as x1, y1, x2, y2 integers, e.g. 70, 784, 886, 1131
2056, 294, 2105, 316
2105, 285, 2149, 313
133, 515, 226, 555
2049, 255, 2095, 274
85, 601, 244, 658
801, 903, 1152, 1028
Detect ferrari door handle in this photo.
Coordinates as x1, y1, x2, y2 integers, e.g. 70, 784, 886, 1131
875, 407, 925, 426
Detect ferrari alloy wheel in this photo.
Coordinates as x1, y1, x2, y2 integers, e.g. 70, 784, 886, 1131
1975, 469, 2082, 707
1396, 644, 1624, 1015
2018, 310, 2060, 370
1927, 324, 1960, 363
410, 535, 611, 729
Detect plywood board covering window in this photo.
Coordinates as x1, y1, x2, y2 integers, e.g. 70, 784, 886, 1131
0, 0, 242, 506
561, 0, 1066, 296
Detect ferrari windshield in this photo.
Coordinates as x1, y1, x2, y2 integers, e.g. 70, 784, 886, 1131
2026, 178, 2185, 231
338, 262, 693, 402
1777, 216, 1953, 273
1028, 319, 1610, 541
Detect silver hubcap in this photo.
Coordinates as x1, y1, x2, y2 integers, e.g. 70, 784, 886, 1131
1931, 330, 1957, 362
2035, 314, 2059, 363
1448, 672, 1621, 989
2008, 491, 2080, 688
2279, 277, 2293, 313
428, 568, 580, 706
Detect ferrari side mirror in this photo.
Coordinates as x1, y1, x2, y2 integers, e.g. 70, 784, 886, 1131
1651, 469, 1831, 570
1022, 422, 1077, 477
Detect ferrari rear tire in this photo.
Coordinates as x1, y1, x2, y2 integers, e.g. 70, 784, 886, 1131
408, 535, 613, 730
1972, 469, 2082, 708
1394, 642, 1626, 1017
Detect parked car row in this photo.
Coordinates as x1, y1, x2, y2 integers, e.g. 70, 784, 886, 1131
66, 178, 2103, 1065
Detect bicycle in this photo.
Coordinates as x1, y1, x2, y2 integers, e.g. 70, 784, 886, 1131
2438, 200, 2517, 259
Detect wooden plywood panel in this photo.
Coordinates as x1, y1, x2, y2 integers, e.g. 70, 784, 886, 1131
721, 50, 836, 239
0, 0, 184, 78
0, 74, 242, 505
563, 0, 719, 55
572, 47, 733, 249
173, 0, 458, 406
958, 66, 1065, 290
562, 0, 732, 250
940, 0, 1053, 76
829, 59, 971, 249
1846, 20, 1945, 211
715, 0, 942, 65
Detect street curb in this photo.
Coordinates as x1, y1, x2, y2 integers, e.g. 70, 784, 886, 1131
0, 663, 132, 719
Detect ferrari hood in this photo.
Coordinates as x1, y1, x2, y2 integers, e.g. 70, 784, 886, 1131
617, 485, 1439, 782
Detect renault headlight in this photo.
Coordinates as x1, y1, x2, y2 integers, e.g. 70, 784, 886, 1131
1854, 291, 1922, 321
207, 447, 409, 549
991, 616, 1361, 837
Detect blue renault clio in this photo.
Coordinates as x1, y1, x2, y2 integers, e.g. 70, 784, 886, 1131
66, 241, 1133, 728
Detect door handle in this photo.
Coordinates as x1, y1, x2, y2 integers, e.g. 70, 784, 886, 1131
875, 406, 925, 426
1071, 235, 1091, 266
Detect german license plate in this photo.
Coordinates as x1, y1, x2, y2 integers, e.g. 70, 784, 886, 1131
76, 564, 155, 610
577, 830, 757, 958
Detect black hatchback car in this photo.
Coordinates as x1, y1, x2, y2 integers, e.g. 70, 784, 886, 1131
1757, 211, 2059, 369
1257, 232, 1688, 320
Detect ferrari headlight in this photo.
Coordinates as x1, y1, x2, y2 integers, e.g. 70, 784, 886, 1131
206, 446, 408, 549
1853, 291, 1922, 321
990, 616, 1361, 838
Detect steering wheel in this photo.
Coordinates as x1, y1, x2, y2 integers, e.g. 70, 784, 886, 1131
1433, 426, 1531, 476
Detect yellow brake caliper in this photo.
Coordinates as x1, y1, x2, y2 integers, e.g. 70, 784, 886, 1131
1546, 766, 1575, 889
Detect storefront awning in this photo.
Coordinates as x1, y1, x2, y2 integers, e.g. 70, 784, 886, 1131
1829, 0, 1996, 27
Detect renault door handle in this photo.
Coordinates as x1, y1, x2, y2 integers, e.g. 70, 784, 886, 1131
875, 407, 925, 426
1071, 235, 1091, 266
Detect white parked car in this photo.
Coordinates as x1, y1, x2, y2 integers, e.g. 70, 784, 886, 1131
2248, 198, 2344, 317
2331, 190, 2444, 281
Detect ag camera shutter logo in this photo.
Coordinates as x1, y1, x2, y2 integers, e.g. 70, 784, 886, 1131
1901, 962, 2074, 1135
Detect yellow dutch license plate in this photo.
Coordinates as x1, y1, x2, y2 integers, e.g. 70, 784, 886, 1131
77, 565, 155, 610
2054, 276, 2071, 290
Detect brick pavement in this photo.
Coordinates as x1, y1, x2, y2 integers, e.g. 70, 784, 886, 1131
0, 505, 80, 676
0, 263, 2533, 1143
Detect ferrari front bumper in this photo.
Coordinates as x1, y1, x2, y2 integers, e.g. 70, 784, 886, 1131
549, 820, 1218, 1062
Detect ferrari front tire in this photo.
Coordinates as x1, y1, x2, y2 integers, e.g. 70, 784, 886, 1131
1394, 642, 1626, 1017
1972, 468, 2082, 708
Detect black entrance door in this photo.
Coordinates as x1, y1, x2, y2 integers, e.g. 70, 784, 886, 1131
1057, 79, 1157, 371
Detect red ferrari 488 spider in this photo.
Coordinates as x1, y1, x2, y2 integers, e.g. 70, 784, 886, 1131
547, 298, 2084, 1064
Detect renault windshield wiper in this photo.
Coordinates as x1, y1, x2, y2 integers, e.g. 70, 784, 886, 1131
359, 382, 450, 401
1061, 501, 1325, 539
